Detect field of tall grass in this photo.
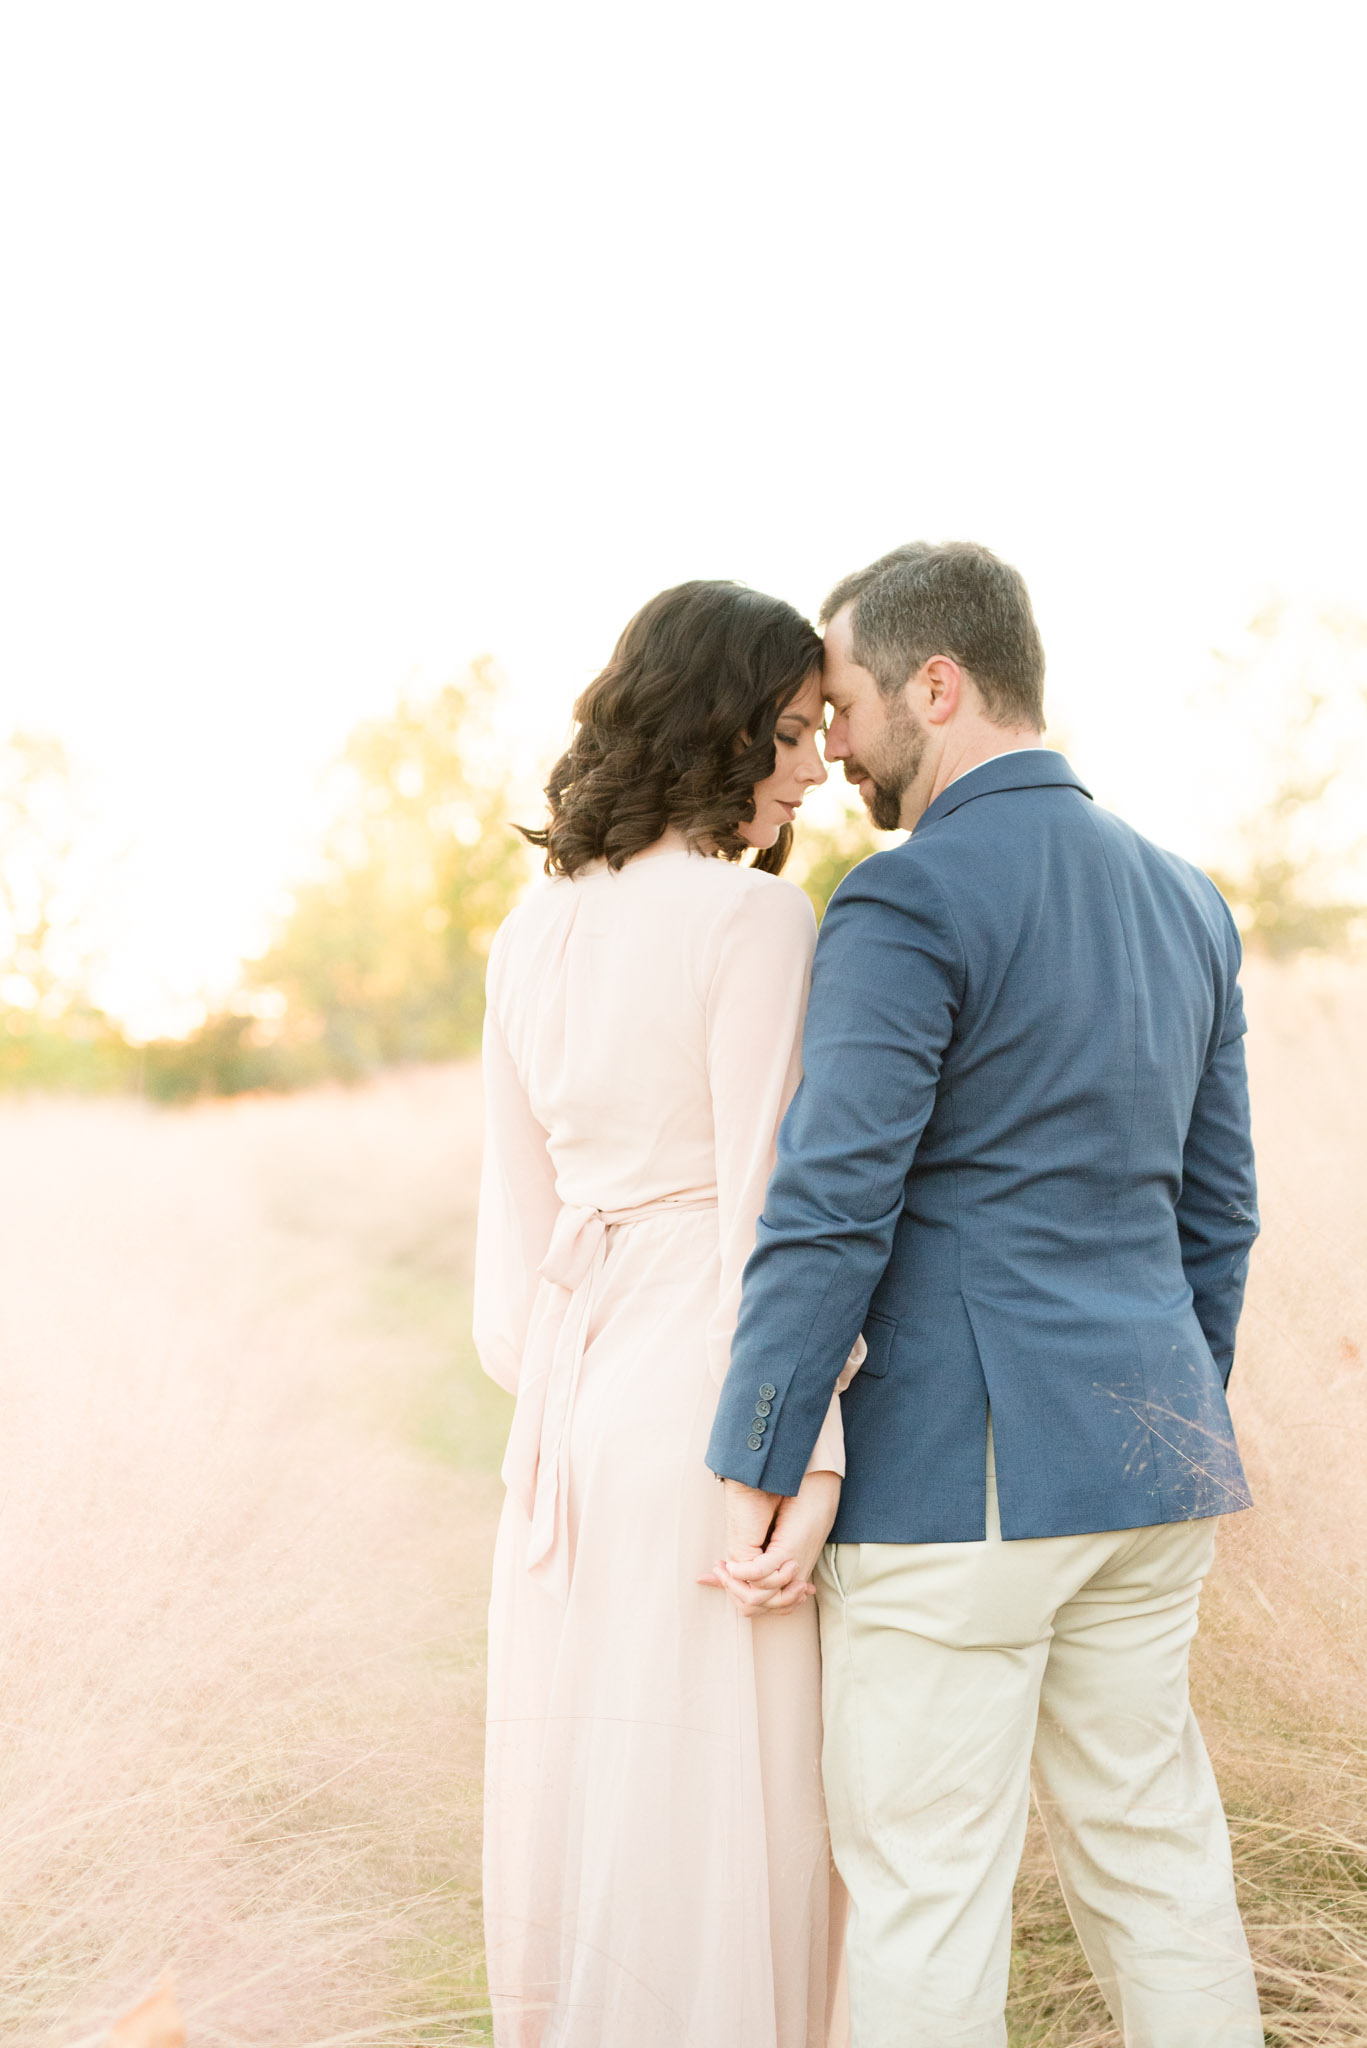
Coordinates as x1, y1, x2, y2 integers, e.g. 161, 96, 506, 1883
1, 958, 1363, 2044
0, 1068, 507, 2046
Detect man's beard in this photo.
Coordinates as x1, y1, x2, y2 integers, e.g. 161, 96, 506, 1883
847, 694, 928, 830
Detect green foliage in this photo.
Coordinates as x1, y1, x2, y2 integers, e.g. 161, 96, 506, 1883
136, 1011, 289, 1103
1, 668, 534, 1100
17, 603, 1367, 1103
1206, 746, 1366, 958
136, 664, 533, 1101
0, 1006, 134, 1092
0, 732, 130, 1088
785, 802, 887, 920
1203, 603, 1367, 956
1208, 844, 1364, 960
0, 731, 86, 1009
241, 659, 532, 1084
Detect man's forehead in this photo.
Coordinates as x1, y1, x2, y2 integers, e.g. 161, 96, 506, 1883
820, 601, 857, 658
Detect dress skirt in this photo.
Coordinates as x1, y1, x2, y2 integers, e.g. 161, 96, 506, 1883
483, 1205, 847, 2048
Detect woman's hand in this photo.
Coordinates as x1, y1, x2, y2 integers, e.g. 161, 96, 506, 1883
698, 1470, 842, 1618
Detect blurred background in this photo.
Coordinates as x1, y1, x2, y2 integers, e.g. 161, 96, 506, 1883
1, 4, 1365, 2044
3, 0, 1367, 1080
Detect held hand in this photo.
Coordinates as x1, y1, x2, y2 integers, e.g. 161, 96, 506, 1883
698, 1471, 842, 1618
697, 1477, 781, 1613
719, 1475, 782, 1559
739, 1470, 842, 1614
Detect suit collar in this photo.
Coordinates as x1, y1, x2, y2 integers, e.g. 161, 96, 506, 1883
913, 748, 1091, 833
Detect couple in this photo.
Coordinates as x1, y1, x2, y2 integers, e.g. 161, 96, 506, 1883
473, 544, 1264, 2047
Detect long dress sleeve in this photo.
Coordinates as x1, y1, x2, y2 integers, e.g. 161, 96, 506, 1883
473, 933, 562, 1396
702, 878, 856, 1476
703, 880, 814, 1387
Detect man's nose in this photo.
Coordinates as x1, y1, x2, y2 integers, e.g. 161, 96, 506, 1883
824, 715, 851, 761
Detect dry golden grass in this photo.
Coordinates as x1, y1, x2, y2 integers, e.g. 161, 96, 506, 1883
0, 1068, 504, 2046
2, 957, 1363, 2043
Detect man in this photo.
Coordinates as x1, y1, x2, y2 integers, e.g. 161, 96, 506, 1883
706, 543, 1263, 2046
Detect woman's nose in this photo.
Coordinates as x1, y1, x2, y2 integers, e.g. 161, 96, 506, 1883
800, 739, 828, 786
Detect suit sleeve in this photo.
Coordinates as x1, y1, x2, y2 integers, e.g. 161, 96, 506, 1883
1175, 928, 1259, 1384
706, 853, 964, 1494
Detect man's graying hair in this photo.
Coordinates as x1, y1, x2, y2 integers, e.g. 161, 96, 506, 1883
820, 541, 1046, 730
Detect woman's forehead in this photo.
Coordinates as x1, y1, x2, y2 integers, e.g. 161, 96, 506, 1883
782, 671, 826, 721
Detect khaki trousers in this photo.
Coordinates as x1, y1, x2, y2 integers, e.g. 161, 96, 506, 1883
816, 1436, 1262, 2047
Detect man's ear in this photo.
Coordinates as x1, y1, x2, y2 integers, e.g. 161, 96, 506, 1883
920, 656, 964, 727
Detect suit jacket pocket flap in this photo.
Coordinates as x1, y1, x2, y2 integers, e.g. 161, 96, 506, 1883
859, 1312, 898, 1378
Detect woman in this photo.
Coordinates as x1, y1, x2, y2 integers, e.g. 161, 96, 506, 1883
474, 582, 856, 2048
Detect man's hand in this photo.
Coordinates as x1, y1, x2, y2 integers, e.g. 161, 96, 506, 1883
698, 1472, 841, 1618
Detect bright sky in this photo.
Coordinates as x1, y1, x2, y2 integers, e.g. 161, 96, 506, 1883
2, 3, 1365, 1032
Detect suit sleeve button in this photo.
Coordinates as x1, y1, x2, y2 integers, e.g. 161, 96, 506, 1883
747, 1434, 764, 1451
755, 1399, 772, 1416
759, 1383, 777, 1401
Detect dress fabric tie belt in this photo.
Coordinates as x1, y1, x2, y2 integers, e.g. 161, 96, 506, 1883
502, 1195, 719, 1598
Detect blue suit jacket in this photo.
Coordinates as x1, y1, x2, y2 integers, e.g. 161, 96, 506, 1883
706, 751, 1258, 1542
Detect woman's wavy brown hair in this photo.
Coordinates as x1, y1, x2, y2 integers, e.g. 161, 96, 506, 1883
520, 580, 823, 879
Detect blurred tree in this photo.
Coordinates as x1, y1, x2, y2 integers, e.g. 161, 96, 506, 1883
785, 800, 885, 919
242, 658, 533, 1081
2, 732, 91, 1010
0, 732, 129, 1088
1201, 604, 1367, 956
137, 1011, 282, 1103
1207, 772, 1363, 956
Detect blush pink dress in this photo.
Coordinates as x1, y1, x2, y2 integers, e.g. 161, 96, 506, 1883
474, 845, 851, 2048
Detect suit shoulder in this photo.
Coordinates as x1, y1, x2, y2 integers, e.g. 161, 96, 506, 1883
1092, 806, 1242, 954
821, 843, 966, 985
827, 835, 959, 919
